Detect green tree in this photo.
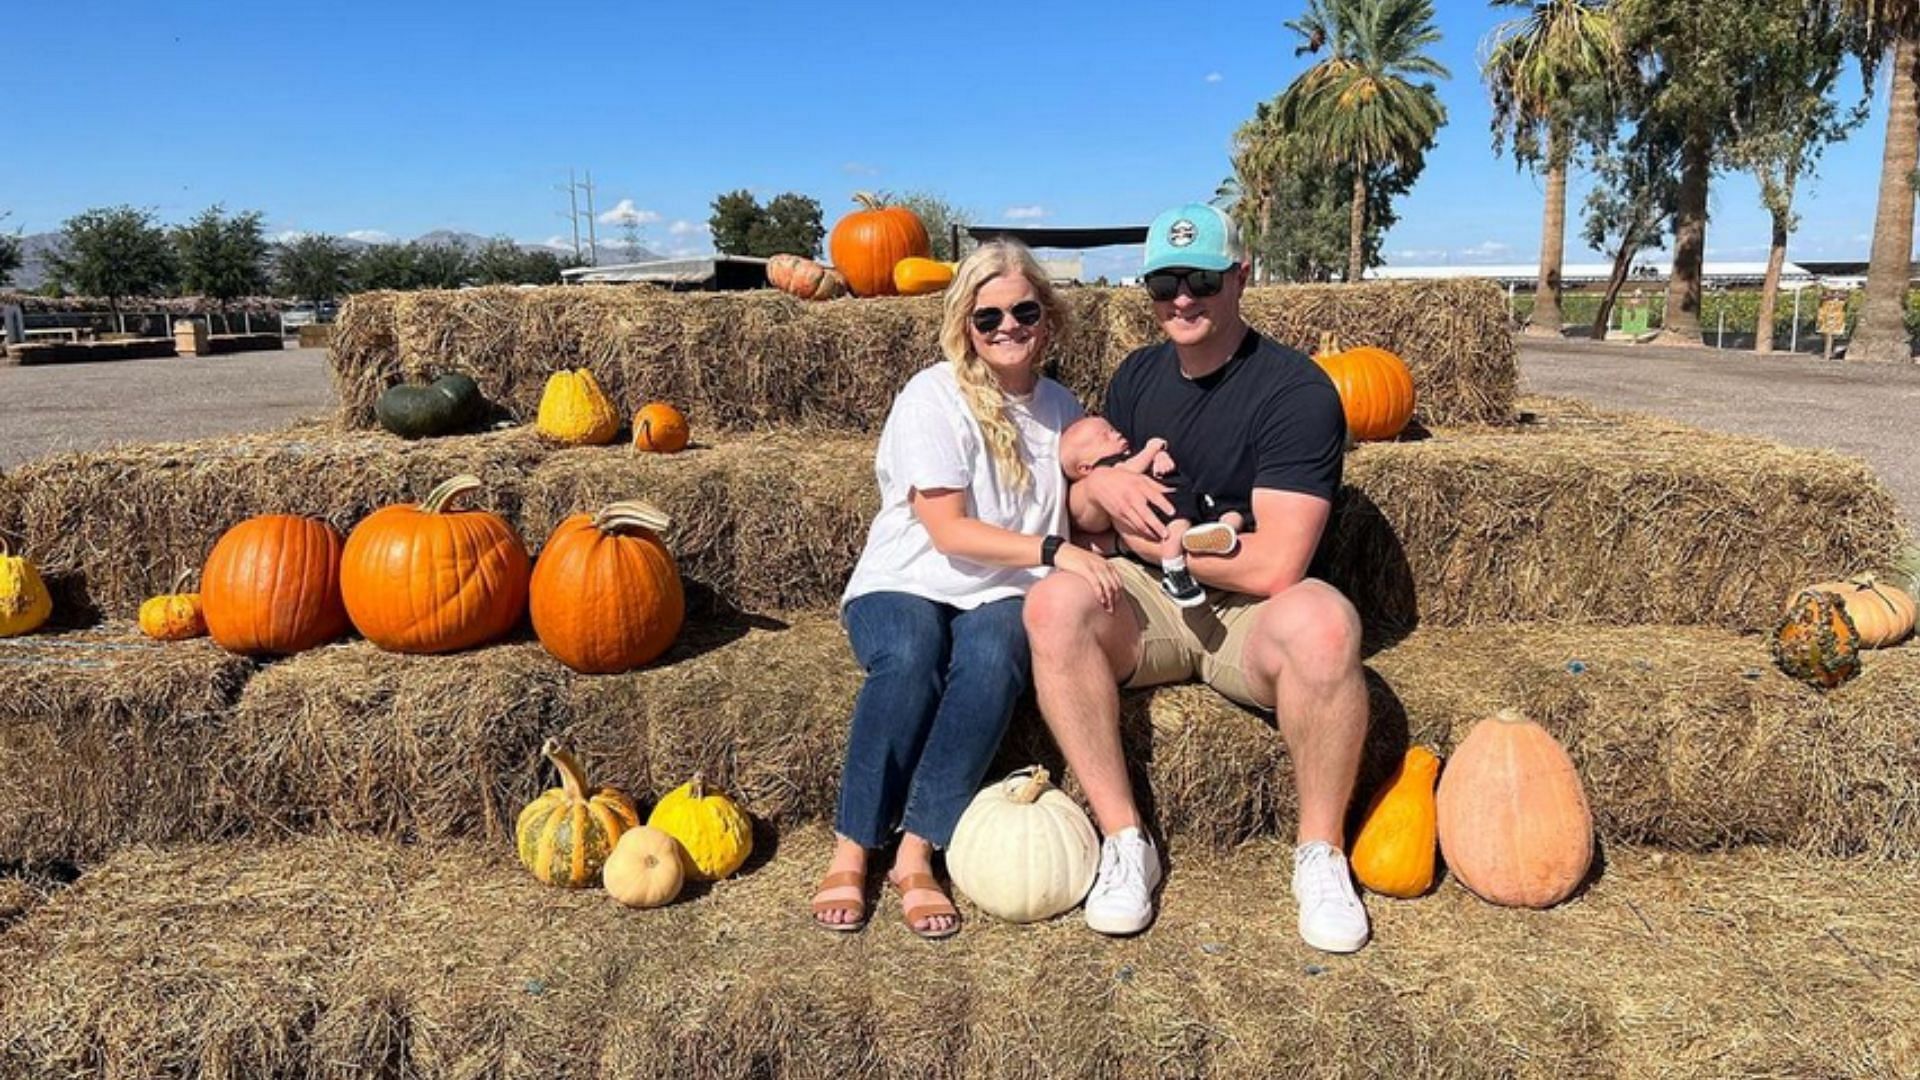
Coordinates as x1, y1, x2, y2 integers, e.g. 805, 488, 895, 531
351, 243, 422, 291
0, 212, 21, 288
1724, 7, 1863, 353
1482, 0, 1622, 337
1227, 119, 1416, 283
469, 238, 569, 285
1280, 0, 1450, 284
897, 191, 973, 260
709, 190, 762, 255
1822, 0, 1920, 361
1580, 120, 1680, 337
749, 193, 826, 257
174, 206, 272, 321
274, 234, 356, 305
46, 205, 177, 313
409, 242, 471, 289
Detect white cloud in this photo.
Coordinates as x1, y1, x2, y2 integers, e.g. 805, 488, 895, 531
1004, 205, 1047, 221
541, 235, 582, 251
346, 229, 393, 243
598, 198, 662, 226
1390, 248, 1447, 261
271, 230, 309, 244
1205, 72, 1223, 84
668, 219, 702, 237
843, 161, 879, 176
1456, 240, 1511, 260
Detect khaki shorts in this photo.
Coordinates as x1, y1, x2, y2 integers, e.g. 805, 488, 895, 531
1113, 558, 1272, 710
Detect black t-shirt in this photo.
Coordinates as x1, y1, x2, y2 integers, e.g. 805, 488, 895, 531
1103, 328, 1345, 555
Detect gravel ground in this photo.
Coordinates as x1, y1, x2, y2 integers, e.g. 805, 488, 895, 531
0, 347, 334, 469
1519, 337, 1920, 531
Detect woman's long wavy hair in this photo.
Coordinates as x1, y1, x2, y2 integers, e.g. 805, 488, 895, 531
937, 239, 1070, 495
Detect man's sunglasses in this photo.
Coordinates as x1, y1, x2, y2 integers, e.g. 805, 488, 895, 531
1143, 267, 1228, 302
970, 300, 1045, 335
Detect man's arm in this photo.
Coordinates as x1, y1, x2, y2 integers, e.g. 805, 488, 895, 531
1117, 486, 1328, 597
1069, 465, 1176, 539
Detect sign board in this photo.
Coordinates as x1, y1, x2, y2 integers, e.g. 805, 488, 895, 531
1618, 294, 1652, 336
1817, 298, 1848, 336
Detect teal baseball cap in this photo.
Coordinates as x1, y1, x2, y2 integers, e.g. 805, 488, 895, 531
1142, 203, 1242, 274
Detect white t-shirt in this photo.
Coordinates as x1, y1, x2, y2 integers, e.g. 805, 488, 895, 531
842, 363, 1085, 610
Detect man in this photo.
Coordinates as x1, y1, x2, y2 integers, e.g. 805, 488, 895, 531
1025, 202, 1371, 952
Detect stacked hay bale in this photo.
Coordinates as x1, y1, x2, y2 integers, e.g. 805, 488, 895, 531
0, 281, 1915, 1077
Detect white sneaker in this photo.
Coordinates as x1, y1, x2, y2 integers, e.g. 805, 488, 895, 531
1084, 827, 1162, 936
1292, 841, 1370, 953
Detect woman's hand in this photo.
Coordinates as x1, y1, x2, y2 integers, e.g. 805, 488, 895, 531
1052, 542, 1122, 611
1077, 467, 1174, 540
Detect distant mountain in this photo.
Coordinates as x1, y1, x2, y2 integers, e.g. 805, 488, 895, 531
3, 228, 658, 291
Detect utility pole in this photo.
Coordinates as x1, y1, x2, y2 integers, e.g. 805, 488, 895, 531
582, 170, 599, 267
555, 169, 582, 261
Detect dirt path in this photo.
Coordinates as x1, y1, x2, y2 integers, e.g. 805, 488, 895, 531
1519, 338, 1920, 531
0, 347, 335, 469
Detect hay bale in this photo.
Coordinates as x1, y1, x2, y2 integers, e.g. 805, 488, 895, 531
0, 836, 416, 1080
0, 628, 254, 863
328, 282, 1513, 434
222, 640, 569, 844
153, 615, 1920, 859
6, 831, 1913, 1078
6, 425, 550, 619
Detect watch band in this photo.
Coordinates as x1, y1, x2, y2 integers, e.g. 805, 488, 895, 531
1040, 534, 1065, 567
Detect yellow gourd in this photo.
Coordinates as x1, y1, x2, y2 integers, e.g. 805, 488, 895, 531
138, 570, 208, 641
536, 369, 621, 446
1349, 746, 1441, 898
0, 538, 52, 638
647, 773, 752, 881
892, 257, 956, 296
603, 825, 685, 909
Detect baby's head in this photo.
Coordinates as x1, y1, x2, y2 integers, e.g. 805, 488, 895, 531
1060, 416, 1129, 477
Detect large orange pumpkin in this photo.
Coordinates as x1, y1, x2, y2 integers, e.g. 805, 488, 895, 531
1435, 709, 1593, 908
340, 475, 532, 654
530, 500, 684, 674
1801, 574, 1914, 648
201, 514, 351, 656
828, 192, 930, 298
1313, 333, 1416, 442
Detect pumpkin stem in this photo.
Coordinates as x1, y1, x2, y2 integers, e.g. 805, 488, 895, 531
851, 191, 891, 211
593, 500, 674, 537
689, 772, 706, 800
0, 536, 10, 558
169, 568, 198, 594
1490, 708, 1528, 725
542, 738, 592, 802
1012, 767, 1051, 804
1318, 331, 1342, 356
421, 474, 484, 514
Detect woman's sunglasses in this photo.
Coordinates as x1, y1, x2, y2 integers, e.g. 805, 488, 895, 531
970, 299, 1045, 335
1143, 267, 1227, 302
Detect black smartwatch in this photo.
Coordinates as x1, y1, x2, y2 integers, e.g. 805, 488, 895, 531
1040, 534, 1066, 567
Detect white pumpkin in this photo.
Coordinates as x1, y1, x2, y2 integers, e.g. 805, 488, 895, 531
947, 767, 1099, 924
603, 825, 685, 909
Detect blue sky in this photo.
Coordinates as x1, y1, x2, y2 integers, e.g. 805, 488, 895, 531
2, 1, 1896, 281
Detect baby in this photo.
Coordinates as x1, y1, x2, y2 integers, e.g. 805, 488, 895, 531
1058, 416, 1246, 608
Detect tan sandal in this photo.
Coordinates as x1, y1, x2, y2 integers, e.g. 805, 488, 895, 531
811, 869, 869, 932
890, 871, 961, 940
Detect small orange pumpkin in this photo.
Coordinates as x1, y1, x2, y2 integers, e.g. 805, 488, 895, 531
1773, 589, 1862, 689
516, 738, 640, 888
633, 402, 690, 454
340, 475, 531, 654
828, 192, 931, 298
1349, 746, 1441, 898
1802, 574, 1914, 648
1435, 710, 1592, 909
139, 570, 207, 641
767, 254, 847, 301
1313, 333, 1416, 442
530, 500, 684, 674
201, 514, 350, 656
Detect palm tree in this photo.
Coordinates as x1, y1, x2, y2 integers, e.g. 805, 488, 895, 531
1829, 1, 1920, 362
1482, 0, 1621, 338
1280, 0, 1450, 284
1230, 99, 1288, 282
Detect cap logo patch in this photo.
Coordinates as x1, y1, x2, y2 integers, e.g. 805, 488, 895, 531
1168, 219, 1197, 247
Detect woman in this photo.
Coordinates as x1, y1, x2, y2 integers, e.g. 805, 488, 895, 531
811, 240, 1120, 939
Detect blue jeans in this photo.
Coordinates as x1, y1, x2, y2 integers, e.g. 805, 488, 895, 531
835, 591, 1030, 850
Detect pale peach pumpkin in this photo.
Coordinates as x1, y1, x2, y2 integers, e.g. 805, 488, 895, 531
1435, 710, 1592, 908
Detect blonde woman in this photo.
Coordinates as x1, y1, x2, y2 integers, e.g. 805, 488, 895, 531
811, 240, 1120, 939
